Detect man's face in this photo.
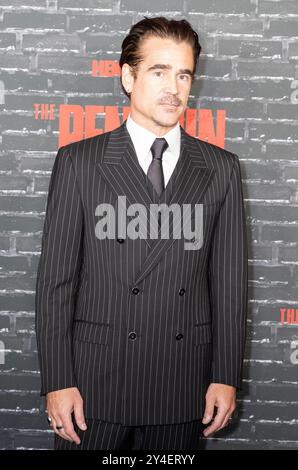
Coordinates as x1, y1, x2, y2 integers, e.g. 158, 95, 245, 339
121, 36, 194, 136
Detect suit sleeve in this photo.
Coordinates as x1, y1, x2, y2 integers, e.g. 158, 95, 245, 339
207, 154, 248, 391
35, 146, 84, 396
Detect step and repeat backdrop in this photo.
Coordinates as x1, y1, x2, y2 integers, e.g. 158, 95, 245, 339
0, 0, 297, 450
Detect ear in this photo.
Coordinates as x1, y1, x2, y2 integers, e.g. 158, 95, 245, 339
121, 63, 134, 94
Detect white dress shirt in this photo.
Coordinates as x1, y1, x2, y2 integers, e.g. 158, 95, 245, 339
126, 113, 181, 187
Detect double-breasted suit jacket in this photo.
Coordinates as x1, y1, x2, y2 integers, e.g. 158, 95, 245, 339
35, 119, 248, 426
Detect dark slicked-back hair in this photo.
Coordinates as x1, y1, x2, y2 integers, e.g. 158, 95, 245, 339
119, 16, 201, 99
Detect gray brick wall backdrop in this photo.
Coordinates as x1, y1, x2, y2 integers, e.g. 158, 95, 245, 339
0, 0, 297, 450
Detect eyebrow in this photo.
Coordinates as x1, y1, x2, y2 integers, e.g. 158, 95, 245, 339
147, 64, 193, 77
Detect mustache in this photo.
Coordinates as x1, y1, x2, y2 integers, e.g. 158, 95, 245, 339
159, 98, 181, 106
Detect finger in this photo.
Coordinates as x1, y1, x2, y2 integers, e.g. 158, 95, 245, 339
218, 404, 236, 430
73, 400, 87, 431
52, 413, 73, 442
55, 423, 73, 442
60, 413, 81, 445
203, 405, 229, 436
202, 399, 215, 424
46, 410, 56, 428
47, 413, 54, 427
204, 409, 228, 436
219, 411, 234, 430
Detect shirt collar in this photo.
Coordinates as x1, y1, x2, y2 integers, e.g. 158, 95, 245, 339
126, 113, 181, 161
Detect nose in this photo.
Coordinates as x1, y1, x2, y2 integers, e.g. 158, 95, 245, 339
165, 74, 179, 95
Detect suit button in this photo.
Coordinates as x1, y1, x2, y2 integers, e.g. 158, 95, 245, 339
117, 237, 125, 243
176, 333, 183, 340
129, 331, 137, 340
179, 288, 186, 296
132, 287, 139, 295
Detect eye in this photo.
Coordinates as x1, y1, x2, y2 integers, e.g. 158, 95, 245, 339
154, 71, 163, 77
180, 74, 189, 81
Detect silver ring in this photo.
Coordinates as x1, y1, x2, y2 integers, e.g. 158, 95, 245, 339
47, 416, 52, 424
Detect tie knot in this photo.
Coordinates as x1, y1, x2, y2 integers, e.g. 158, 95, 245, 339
150, 137, 169, 161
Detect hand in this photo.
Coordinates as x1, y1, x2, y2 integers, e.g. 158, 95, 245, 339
46, 387, 87, 444
202, 383, 236, 437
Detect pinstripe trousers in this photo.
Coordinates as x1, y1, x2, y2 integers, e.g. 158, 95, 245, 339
54, 418, 205, 450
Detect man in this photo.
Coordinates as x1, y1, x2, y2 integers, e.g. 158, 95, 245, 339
35, 16, 248, 450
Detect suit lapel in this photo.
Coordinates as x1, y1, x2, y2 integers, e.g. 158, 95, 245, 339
95, 121, 153, 247
95, 120, 215, 284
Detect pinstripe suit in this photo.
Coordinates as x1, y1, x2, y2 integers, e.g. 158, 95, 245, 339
35, 120, 248, 432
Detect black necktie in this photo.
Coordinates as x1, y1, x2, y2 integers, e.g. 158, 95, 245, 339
147, 137, 169, 197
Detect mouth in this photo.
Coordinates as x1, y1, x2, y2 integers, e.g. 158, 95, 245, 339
160, 103, 180, 109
